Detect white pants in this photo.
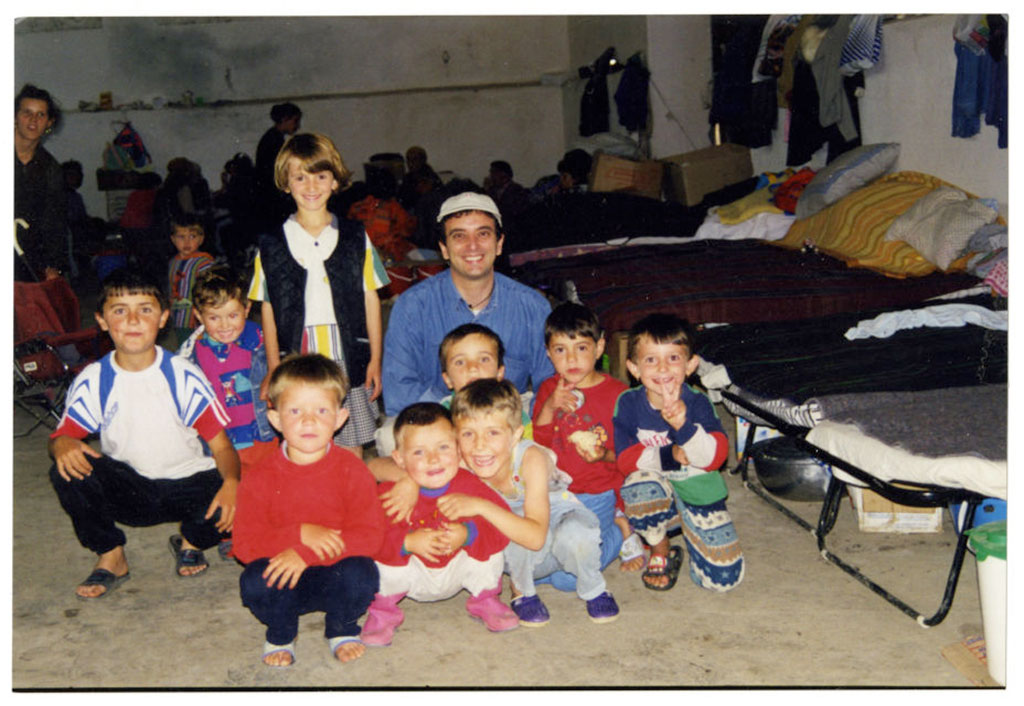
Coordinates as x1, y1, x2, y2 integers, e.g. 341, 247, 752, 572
376, 551, 503, 601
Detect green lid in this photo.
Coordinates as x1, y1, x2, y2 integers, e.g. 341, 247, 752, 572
967, 520, 1007, 561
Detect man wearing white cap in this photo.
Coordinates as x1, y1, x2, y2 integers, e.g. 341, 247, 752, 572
378, 191, 553, 454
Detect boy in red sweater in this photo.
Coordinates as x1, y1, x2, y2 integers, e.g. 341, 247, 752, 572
361, 402, 517, 647
532, 303, 642, 581
233, 354, 385, 667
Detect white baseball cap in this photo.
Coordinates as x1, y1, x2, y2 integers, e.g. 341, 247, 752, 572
436, 192, 502, 227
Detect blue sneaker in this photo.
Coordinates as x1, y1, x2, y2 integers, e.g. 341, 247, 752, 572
511, 594, 550, 627
586, 592, 620, 624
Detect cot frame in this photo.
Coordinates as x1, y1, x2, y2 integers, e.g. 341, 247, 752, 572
720, 388, 982, 628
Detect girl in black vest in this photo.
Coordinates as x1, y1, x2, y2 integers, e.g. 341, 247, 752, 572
249, 133, 389, 459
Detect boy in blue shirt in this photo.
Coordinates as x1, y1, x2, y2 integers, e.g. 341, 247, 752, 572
613, 313, 744, 593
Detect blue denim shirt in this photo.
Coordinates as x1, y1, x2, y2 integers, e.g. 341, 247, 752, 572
381, 269, 554, 416
178, 320, 275, 447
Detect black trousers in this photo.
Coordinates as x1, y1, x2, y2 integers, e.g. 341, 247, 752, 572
50, 454, 225, 555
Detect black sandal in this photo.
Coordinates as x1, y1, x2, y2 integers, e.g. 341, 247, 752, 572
168, 534, 208, 577
642, 545, 683, 591
76, 568, 130, 600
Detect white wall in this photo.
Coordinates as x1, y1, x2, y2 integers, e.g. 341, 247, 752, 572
15, 16, 570, 217
646, 15, 713, 158
747, 14, 1008, 215
15, 15, 1010, 219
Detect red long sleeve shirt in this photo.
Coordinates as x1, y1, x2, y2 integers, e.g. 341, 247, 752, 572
375, 468, 510, 568
232, 444, 386, 567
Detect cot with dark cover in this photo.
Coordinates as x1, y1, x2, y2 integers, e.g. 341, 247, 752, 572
693, 294, 1007, 626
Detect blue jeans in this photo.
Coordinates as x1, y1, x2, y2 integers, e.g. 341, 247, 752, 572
537, 489, 622, 593
239, 556, 379, 645
505, 495, 606, 601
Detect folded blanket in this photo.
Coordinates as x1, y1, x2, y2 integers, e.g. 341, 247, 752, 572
809, 385, 1006, 461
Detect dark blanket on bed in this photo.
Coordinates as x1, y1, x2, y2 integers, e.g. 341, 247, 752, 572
810, 386, 1007, 460
695, 295, 1007, 402
512, 240, 982, 331
505, 192, 704, 255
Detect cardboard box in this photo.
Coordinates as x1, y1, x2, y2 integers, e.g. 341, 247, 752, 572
734, 416, 783, 460
607, 331, 630, 383
661, 143, 753, 207
848, 486, 944, 533
589, 153, 664, 200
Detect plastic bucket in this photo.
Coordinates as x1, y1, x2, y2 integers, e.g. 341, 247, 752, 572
967, 520, 1007, 685
950, 498, 1007, 534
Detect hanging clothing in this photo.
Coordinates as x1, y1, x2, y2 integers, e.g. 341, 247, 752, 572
808, 15, 858, 144
753, 15, 802, 82
710, 16, 771, 148
777, 16, 815, 110
786, 58, 863, 166
952, 16, 1008, 148
614, 53, 650, 133
839, 15, 884, 76
579, 72, 610, 137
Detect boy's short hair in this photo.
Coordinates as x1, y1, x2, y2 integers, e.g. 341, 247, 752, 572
266, 353, 349, 408
393, 402, 453, 448
169, 212, 205, 237
544, 302, 603, 345
450, 378, 522, 431
626, 313, 696, 361
274, 133, 352, 193
438, 323, 505, 372
96, 267, 167, 313
192, 267, 246, 313
489, 160, 513, 178
270, 102, 301, 124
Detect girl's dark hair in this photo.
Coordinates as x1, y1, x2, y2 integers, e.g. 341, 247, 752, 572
16, 83, 61, 130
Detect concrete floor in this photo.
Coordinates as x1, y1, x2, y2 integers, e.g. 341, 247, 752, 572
10, 400, 992, 690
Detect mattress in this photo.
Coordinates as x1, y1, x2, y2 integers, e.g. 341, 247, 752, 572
807, 420, 1006, 499
512, 240, 982, 332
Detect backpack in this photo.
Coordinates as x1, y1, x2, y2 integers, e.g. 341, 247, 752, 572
111, 122, 152, 169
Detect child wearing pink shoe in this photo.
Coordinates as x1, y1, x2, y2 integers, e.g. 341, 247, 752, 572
439, 379, 619, 627
362, 403, 517, 646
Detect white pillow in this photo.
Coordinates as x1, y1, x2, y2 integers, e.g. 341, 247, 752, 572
884, 186, 999, 270
795, 143, 900, 219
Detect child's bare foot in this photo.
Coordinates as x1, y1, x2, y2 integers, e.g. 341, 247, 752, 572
330, 637, 365, 663
262, 642, 295, 667
618, 532, 646, 572
621, 555, 646, 572
76, 546, 130, 599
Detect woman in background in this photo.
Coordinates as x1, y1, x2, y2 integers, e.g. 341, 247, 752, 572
14, 84, 66, 281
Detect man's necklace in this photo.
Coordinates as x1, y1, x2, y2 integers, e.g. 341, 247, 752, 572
466, 282, 495, 311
